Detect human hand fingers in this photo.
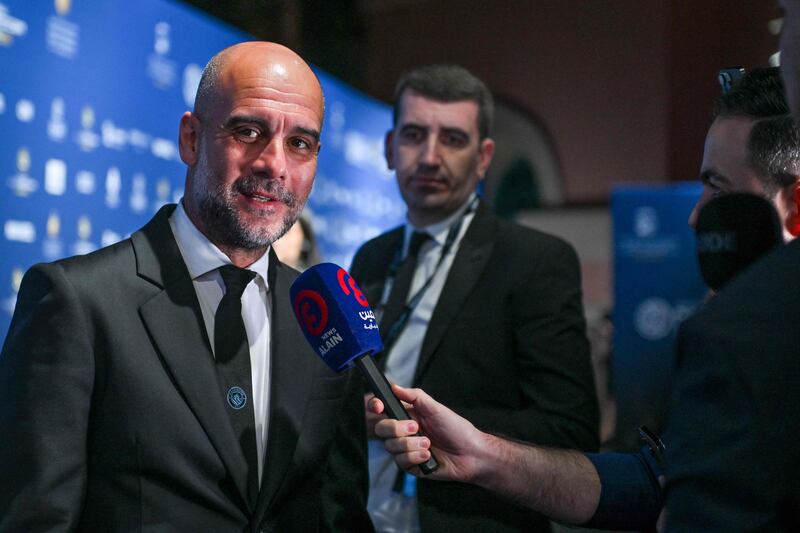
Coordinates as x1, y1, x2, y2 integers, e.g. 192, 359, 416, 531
366, 395, 384, 415
374, 418, 418, 439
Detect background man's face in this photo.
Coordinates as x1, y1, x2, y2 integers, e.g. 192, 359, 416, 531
688, 116, 766, 227
386, 90, 494, 225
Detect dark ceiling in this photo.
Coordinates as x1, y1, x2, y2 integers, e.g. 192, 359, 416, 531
181, 0, 371, 94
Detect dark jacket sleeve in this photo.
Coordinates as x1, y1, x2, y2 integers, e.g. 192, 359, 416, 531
0, 263, 93, 532
318, 370, 375, 532
585, 448, 664, 531
457, 240, 599, 452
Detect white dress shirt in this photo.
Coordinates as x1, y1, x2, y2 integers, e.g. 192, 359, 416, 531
169, 202, 272, 484
368, 195, 477, 530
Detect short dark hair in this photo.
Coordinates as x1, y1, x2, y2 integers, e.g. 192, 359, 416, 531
713, 67, 789, 120
392, 64, 494, 139
748, 114, 800, 196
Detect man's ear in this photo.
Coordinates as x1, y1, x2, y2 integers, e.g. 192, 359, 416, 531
178, 112, 199, 166
776, 180, 800, 238
476, 137, 496, 182
384, 130, 395, 170
790, 182, 800, 237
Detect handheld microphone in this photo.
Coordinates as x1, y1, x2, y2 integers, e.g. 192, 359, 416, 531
290, 262, 439, 475
695, 192, 783, 291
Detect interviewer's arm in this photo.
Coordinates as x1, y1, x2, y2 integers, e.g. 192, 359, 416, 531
371, 385, 601, 525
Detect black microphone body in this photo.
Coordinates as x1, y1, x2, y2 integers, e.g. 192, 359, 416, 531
290, 263, 438, 475
696, 192, 783, 291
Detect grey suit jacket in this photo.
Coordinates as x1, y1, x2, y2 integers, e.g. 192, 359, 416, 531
0, 205, 373, 532
351, 203, 599, 533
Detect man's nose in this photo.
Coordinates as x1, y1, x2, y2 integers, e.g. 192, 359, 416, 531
419, 135, 440, 166
252, 137, 287, 179
687, 193, 709, 229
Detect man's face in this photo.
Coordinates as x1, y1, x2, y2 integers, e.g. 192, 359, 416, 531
180, 43, 323, 253
780, 0, 800, 117
386, 90, 494, 226
688, 116, 766, 227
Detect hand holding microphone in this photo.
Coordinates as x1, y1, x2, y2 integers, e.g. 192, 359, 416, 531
290, 263, 439, 475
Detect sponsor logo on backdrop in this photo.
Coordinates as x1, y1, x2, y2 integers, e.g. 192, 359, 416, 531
101, 229, 121, 247
311, 173, 404, 219
4, 219, 36, 243
76, 105, 99, 151
45, 159, 67, 196
2, 267, 24, 316
634, 207, 658, 238
75, 170, 95, 194
73, 215, 96, 255
633, 298, 697, 341
105, 167, 121, 208
151, 137, 178, 161
43, 211, 63, 259
8, 147, 37, 197
343, 131, 393, 177
48, 97, 68, 141
618, 205, 682, 260
102, 120, 128, 150
47, 1, 79, 59
0, 4, 29, 46
154, 178, 171, 211
16, 98, 34, 122
130, 173, 148, 213
148, 22, 177, 89
55, 0, 72, 16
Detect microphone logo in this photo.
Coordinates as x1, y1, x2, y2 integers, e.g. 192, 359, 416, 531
293, 289, 328, 336
337, 267, 369, 307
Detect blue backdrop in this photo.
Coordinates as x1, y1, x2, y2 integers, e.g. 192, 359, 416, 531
611, 183, 707, 449
0, 0, 403, 337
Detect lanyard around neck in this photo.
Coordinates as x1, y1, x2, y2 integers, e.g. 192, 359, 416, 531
378, 197, 478, 354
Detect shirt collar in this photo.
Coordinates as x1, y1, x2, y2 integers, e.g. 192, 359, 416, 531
404, 193, 477, 248
169, 200, 271, 287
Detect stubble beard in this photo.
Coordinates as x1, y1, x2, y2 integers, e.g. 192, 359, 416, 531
195, 171, 302, 251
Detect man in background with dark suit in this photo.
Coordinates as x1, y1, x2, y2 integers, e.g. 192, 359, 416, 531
0, 41, 373, 532
350, 64, 599, 532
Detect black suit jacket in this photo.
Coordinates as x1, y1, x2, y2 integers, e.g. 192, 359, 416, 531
0, 205, 373, 532
351, 204, 599, 532
664, 238, 800, 532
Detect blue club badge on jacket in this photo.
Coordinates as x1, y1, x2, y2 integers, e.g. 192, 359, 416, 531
227, 386, 247, 409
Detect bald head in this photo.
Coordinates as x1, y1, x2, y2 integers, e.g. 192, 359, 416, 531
194, 41, 324, 125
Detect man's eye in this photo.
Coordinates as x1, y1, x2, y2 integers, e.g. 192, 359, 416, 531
442, 133, 468, 147
399, 128, 424, 143
289, 137, 312, 151
709, 183, 724, 198
234, 128, 260, 141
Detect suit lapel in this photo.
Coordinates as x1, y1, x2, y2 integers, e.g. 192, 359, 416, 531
363, 228, 403, 320
255, 252, 314, 521
413, 205, 496, 384
133, 205, 252, 514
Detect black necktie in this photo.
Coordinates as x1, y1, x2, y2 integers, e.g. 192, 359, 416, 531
380, 231, 430, 344
215, 264, 259, 506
